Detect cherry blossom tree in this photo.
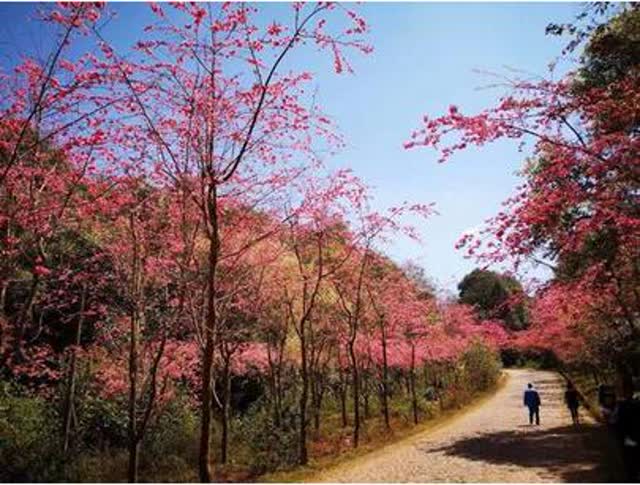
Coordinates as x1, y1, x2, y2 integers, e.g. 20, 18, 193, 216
86, 3, 371, 480
278, 170, 366, 464
405, 10, 639, 372
331, 201, 434, 447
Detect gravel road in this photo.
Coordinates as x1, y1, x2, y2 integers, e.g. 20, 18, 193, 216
314, 369, 621, 482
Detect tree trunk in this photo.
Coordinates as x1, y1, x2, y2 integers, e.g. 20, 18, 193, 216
128, 439, 140, 484
313, 406, 320, 435
591, 367, 600, 386
62, 285, 86, 454
318, 376, 327, 434
340, 380, 348, 428
363, 391, 370, 420
199, 281, 216, 481
310, 371, 318, 435
348, 341, 360, 448
275, 337, 286, 427
128, 308, 139, 483
312, 375, 323, 435
0, 280, 7, 316
267, 347, 282, 427
220, 359, 230, 465
200, 185, 219, 483
380, 325, 390, 430
410, 344, 418, 425
269, 362, 281, 427
617, 362, 633, 395
436, 369, 445, 413
298, 329, 309, 465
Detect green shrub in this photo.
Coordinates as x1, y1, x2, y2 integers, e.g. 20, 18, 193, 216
66, 391, 199, 482
142, 394, 199, 476
0, 382, 65, 481
461, 341, 502, 393
233, 399, 299, 474
500, 347, 560, 369
76, 393, 128, 451
66, 450, 129, 482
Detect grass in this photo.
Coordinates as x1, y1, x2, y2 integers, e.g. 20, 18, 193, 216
262, 372, 509, 483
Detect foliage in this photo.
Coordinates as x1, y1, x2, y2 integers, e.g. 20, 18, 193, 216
460, 341, 502, 392
0, 382, 64, 481
458, 269, 529, 331
407, 5, 640, 375
140, 395, 199, 480
0, 1, 564, 482
76, 393, 129, 451
499, 347, 559, 369
233, 399, 300, 474
576, 5, 640, 90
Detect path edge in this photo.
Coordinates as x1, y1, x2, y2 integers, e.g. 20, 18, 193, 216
264, 371, 511, 484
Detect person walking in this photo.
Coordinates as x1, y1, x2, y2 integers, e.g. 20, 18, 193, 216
565, 381, 580, 425
598, 383, 617, 424
523, 383, 541, 425
616, 382, 640, 482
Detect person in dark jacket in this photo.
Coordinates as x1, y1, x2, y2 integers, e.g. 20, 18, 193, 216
565, 381, 580, 425
523, 383, 541, 425
616, 383, 640, 482
598, 384, 616, 424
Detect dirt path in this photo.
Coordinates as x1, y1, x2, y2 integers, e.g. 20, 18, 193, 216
314, 369, 621, 482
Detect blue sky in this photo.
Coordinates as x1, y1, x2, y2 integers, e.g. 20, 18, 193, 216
0, 2, 582, 293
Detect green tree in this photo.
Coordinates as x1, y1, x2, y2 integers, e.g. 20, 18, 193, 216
458, 269, 528, 331
576, 5, 640, 91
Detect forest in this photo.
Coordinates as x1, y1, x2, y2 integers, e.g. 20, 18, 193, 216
1, 2, 638, 483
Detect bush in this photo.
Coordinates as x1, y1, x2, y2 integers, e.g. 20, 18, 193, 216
500, 347, 560, 369
0, 382, 65, 481
440, 380, 473, 410
66, 390, 199, 482
66, 450, 129, 482
461, 341, 502, 393
142, 393, 199, 478
76, 393, 128, 451
233, 398, 299, 474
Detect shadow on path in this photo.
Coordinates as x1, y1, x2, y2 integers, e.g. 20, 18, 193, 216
418, 423, 624, 482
